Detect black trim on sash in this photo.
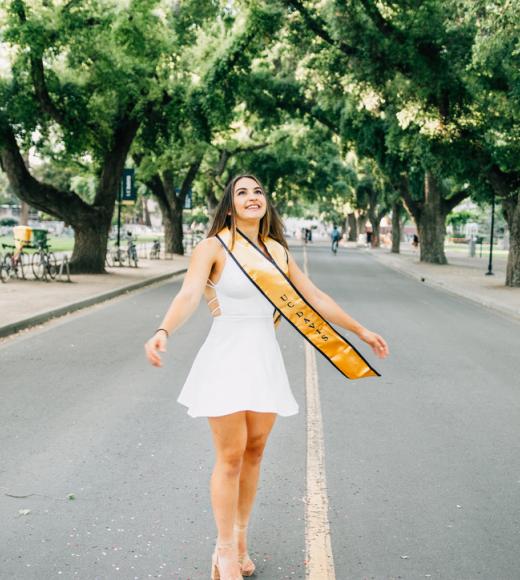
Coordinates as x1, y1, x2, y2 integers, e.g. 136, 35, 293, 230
216, 230, 380, 380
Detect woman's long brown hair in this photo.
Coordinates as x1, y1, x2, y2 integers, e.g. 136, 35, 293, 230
206, 174, 288, 250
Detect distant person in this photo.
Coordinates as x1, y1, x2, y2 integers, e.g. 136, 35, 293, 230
412, 234, 419, 250
331, 225, 341, 254
366, 231, 372, 246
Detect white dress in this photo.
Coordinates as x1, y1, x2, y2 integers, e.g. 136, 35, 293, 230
176, 245, 299, 418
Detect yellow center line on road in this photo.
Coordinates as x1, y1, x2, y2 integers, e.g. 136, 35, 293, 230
303, 244, 336, 579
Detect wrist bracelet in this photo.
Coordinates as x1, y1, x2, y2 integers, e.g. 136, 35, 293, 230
155, 328, 169, 338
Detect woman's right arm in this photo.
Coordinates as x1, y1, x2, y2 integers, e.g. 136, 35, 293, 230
144, 237, 218, 367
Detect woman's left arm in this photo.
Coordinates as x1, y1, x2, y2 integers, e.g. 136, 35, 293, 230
287, 251, 389, 358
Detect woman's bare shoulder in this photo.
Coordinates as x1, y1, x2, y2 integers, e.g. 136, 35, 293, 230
192, 236, 224, 259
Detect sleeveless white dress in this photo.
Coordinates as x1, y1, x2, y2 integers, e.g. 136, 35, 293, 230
176, 245, 299, 418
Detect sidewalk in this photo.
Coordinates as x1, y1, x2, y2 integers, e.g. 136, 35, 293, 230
0, 255, 190, 339
365, 243, 520, 320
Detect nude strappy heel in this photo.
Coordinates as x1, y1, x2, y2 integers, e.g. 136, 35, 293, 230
211, 539, 243, 580
234, 523, 256, 576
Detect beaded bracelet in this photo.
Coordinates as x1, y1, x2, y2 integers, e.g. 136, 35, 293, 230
155, 328, 169, 338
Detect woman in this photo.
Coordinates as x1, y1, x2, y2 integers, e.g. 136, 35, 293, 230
144, 174, 389, 579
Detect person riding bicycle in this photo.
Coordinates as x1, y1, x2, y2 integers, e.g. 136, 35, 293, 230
331, 225, 341, 253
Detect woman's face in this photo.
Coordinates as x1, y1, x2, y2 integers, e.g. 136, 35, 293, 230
231, 177, 267, 221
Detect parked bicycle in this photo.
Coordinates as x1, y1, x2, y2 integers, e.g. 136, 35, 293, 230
105, 232, 138, 268
31, 239, 58, 280
126, 232, 138, 268
149, 238, 161, 259
1, 242, 29, 280
106, 244, 127, 267
0, 258, 7, 283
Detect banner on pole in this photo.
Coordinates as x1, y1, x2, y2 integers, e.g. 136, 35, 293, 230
120, 169, 136, 205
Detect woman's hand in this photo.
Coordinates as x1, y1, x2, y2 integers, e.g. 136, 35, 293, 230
144, 332, 167, 367
357, 328, 389, 359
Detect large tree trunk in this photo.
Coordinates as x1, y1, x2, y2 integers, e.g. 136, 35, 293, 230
20, 201, 29, 225
162, 206, 184, 254
391, 201, 401, 253
341, 217, 348, 240
417, 171, 447, 264
72, 218, 112, 273
368, 214, 381, 247
401, 171, 467, 265
162, 176, 185, 254
142, 197, 152, 227
416, 212, 447, 264
356, 212, 367, 240
147, 160, 202, 256
347, 212, 357, 241
488, 167, 520, 287
501, 193, 520, 287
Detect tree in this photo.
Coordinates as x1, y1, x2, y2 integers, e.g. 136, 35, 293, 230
463, 0, 520, 286
0, 0, 219, 272
134, 1, 285, 252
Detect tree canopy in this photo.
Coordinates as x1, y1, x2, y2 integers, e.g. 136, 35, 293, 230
0, 0, 519, 285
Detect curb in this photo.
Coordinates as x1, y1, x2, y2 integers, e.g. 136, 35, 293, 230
366, 250, 520, 322
0, 267, 187, 339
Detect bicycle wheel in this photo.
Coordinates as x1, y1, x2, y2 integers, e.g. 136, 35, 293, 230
31, 251, 45, 279
105, 248, 114, 267
47, 252, 58, 279
118, 248, 127, 266
20, 252, 32, 279
2, 253, 14, 279
131, 249, 138, 268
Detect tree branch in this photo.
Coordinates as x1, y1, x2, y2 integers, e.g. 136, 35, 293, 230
179, 157, 203, 200
94, 103, 142, 208
357, 0, 397, 38
0, 115, 92, 222
284, 0, 357, 57
211, 149, 230, 177
488, 165, 520, 199
14, 0, 68, 127
443, 188, 469, 212
399, 173, 422, 219
146, 173, 170, 215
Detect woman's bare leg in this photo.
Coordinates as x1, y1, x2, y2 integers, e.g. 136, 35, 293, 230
236, 411, 277, 554
207, 411, 248, 544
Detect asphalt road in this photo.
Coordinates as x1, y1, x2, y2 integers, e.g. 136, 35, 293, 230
1, 243, 519, 580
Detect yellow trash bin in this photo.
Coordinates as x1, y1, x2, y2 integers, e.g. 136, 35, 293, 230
13, 225, 32, 251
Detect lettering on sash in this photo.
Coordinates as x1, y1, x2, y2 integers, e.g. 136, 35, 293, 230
280, 294, 329, 340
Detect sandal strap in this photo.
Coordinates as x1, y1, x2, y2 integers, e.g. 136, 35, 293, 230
234, 522, 248, 530
216, 540, 235, 549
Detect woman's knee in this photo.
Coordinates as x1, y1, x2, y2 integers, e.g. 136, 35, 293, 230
244, 434, 268, 464
217, 449, 246, 477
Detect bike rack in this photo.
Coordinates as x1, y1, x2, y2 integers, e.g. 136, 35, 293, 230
57, 255, 72, 282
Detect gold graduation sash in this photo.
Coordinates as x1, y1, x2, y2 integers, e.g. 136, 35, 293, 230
215, 226, 380, 380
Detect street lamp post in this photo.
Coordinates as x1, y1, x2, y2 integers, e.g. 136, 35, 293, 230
116, 180, 122, 250
485, 190, 495, 276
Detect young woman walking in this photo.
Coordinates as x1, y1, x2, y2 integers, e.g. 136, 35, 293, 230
144, 174, 389, 579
